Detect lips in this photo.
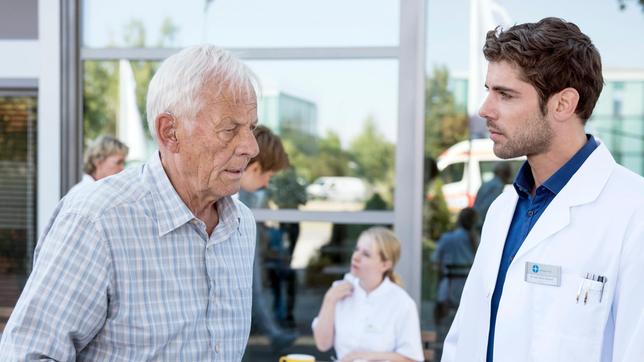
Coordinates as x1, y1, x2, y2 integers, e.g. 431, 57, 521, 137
489, 131, 503, 143
487, 123, 503, 141
224, 168, 244, 179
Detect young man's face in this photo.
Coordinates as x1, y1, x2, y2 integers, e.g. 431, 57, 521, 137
240, 162, 275, 192
479, 61, 553, 159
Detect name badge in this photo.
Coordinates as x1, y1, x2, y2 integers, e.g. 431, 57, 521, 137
525, 262, 561, 287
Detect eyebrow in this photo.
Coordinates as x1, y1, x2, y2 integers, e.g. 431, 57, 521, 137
485, 84, 521, 95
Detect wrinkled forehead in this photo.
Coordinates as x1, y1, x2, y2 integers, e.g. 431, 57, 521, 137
201, 77, 257, 106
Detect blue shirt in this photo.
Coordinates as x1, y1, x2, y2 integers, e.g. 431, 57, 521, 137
0, 151, 257, 361
486, 135, 598, 361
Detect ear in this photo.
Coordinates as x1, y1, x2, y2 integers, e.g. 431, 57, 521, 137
382, 259, 393, 273
156, 112, 179, 153
549, 87, 580, 123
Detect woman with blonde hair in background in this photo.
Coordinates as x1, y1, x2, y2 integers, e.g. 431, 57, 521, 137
312, 227, 423, 362
67, 135, 129, 195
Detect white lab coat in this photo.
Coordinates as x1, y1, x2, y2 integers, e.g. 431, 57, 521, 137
442, 142, 644, 362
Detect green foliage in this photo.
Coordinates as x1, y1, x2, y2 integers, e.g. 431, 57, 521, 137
425, 66, 469, 159
83, 61, 118, 141
349, 116, 395, 184
424, 178, 452, 241
83, 17, 177, 143
307, 131, 352, 181
268, 167, 307, 209
364, 192, 388, 210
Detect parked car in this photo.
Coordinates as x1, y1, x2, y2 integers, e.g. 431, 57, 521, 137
436, 138, 524, 213
306, 176, 371, 202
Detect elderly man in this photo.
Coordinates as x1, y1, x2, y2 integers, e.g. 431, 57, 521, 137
0, 45, 260, 360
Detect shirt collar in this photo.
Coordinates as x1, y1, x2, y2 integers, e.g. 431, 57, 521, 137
146, 151, 196, 236
513, 134, 598, 198
345, 273, 394, 299
146, 151, 243, 237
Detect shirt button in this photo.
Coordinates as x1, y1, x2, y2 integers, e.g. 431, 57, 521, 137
527, 210, 534, 217
215, 343, 221, 353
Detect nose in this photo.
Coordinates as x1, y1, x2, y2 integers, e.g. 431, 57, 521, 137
238, 127, 259, 158
479, 94, 495, 121
352, 251, 360, 262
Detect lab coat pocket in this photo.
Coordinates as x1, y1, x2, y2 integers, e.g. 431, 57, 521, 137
531, 333, 601, 362
533, 273, 608, 341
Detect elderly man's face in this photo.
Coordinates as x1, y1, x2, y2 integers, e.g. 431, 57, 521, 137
176, 86, 260, 200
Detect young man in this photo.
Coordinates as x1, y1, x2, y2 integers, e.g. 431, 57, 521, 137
236, 125, 297, 351
1, 45, 261, 360
442, 18, 644, 362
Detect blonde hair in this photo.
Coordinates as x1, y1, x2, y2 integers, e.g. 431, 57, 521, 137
359, 226, 404, 287
83, 135, 129, 175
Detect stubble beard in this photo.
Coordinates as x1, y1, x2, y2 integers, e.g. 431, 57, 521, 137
493, 112, 553, 159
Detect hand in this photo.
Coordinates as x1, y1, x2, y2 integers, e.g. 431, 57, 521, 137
324, 281, 353, 303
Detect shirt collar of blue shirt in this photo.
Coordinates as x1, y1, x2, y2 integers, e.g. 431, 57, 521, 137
513, 134, 598, 199
147, 151, 241, 236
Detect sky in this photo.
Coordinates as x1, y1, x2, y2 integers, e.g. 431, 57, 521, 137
83, 0, 644, 146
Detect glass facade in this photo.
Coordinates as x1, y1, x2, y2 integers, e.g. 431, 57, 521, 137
82, 0, 400, 48
591, 79, 644, 175
0, 0, 641, 358
240, 220, 391, 361
82, 59, 399, 211
0, 93, 37, 332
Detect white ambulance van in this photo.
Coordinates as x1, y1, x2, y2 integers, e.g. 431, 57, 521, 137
436, 138, 524, 213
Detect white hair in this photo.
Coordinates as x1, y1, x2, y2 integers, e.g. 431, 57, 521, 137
146, 45, 259, 139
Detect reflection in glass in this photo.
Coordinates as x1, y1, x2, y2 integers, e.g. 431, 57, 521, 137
83, 59, 399, 210
0, 95, 37, 332
242, 220, 391, 361
82, 0, 399, 48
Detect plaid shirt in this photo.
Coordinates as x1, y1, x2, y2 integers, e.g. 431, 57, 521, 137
0, 152, 256, 361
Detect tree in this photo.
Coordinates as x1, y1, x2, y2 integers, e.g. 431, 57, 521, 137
83, 61, 118, 141
308, 131, 352, 180
424, 66, 469, 159
349, 116, 395, 184
617, 0, 644, 11
83, 18, 178, 142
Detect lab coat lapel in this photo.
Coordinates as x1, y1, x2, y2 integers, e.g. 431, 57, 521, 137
514, 143, 615, 260
482, 190, 518, 291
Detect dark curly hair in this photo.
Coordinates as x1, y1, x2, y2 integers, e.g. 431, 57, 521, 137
483, 17, 603, 123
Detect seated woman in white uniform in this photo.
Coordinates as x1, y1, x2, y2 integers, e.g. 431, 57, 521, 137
312, 227, 423, 362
